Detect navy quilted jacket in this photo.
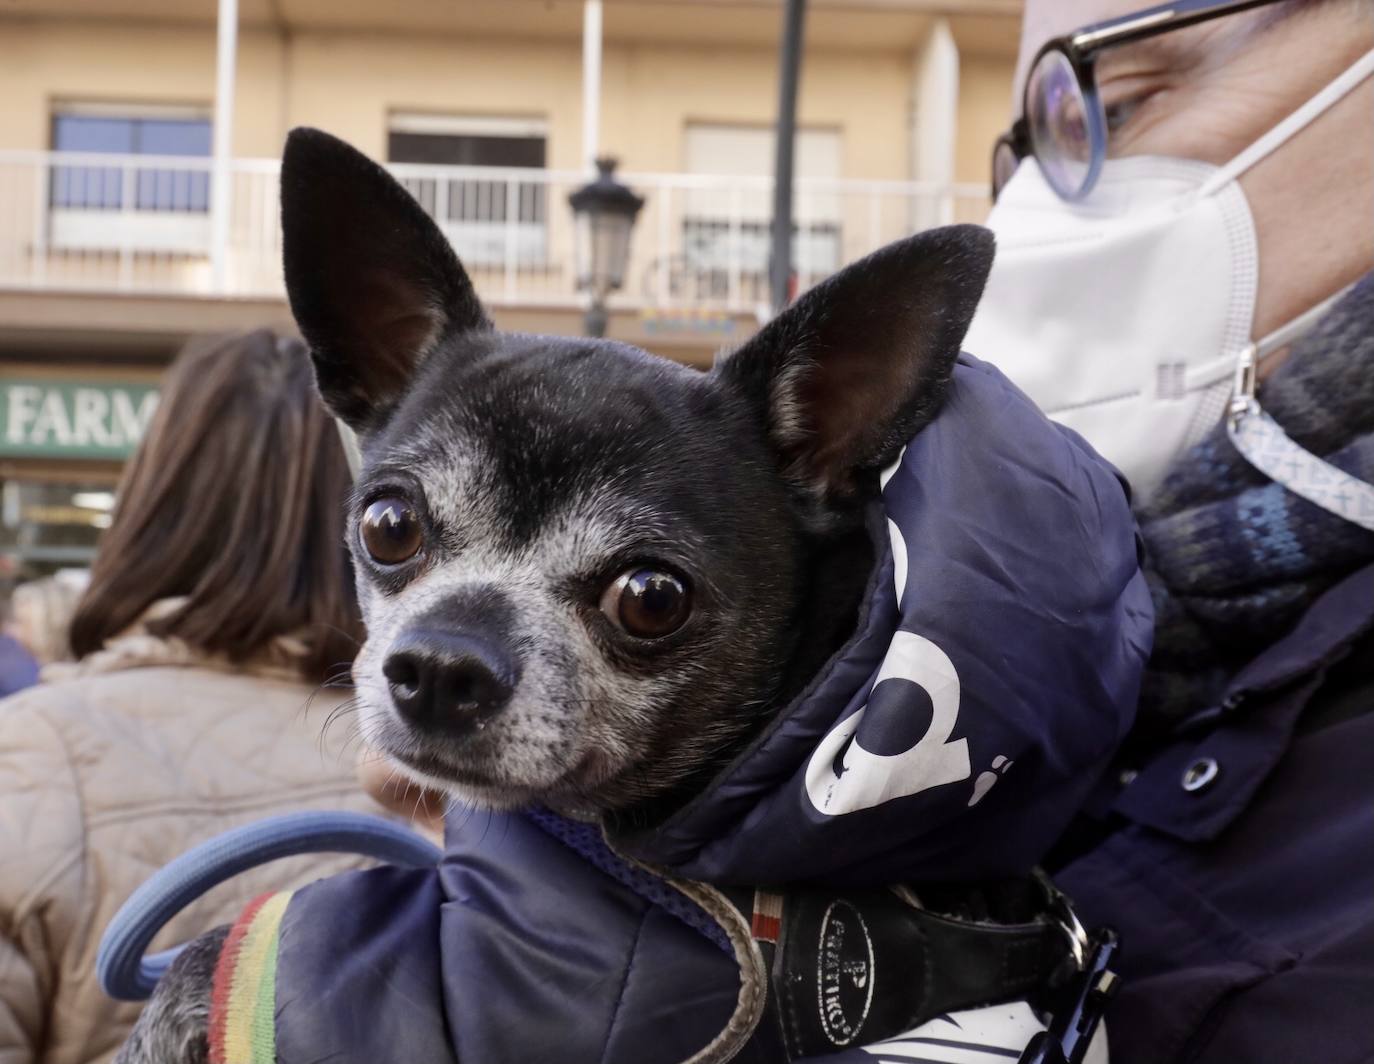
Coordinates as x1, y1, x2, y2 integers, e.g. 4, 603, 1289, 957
258, 355, 1153, 1063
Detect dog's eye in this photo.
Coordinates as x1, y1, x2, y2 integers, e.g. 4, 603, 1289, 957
600, 568, 691, 640
360, 496, 422, 565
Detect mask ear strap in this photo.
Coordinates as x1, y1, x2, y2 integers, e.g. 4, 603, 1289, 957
1200, 47, 1374, 197
1254, 281, 1356, 362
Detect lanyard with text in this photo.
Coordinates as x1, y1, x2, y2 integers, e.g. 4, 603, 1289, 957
1226, 288, 1374, 533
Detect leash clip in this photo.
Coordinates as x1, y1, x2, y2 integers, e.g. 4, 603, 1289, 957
1018, 928, 1121, 1064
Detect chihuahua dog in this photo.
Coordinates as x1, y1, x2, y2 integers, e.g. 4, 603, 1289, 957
116, 128, 994, 1063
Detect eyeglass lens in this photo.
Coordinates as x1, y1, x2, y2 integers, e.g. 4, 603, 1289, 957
1026, 48, 1094, 200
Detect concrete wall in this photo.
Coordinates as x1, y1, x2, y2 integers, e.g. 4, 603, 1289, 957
0, 14, 1013, 185
602, 41, 912, 178
284, 32, 580, 165
0, 21, 287, 157
955, 52, 1015, 186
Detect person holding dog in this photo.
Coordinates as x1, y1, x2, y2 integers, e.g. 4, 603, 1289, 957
0, 330, 387, 1064
962, 0, 1374, 1059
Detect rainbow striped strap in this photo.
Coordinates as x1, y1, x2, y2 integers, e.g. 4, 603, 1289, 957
208, 891, 293, 1064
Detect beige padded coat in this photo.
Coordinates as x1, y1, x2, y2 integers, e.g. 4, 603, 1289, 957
0, 618, 389, 1064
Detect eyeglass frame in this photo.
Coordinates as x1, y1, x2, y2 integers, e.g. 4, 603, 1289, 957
991, 0, 1291, 203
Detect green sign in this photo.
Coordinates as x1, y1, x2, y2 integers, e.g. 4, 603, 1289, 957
1, 377, 159, 460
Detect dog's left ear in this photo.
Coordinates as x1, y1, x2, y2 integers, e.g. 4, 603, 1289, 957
716, 225, 994, 501
280, 127, 490, 432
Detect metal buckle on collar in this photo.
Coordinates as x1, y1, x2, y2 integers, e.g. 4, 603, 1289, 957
1050, 891, 1091, 973
1033, 870, 1090, 973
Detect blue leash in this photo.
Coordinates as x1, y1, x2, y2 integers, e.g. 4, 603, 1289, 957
97, 810, 442, 1001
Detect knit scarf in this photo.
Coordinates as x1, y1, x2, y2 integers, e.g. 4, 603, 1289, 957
1135, 272, 1374, 743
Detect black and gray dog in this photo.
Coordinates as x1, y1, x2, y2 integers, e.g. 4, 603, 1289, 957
117, 128, 994, 1062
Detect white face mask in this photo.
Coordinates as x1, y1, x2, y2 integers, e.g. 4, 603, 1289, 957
963, 48, 1374, 504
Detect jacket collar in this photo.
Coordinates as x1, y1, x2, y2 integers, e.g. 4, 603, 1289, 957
44, 597, 314, 685
1113, 562, 1374, 843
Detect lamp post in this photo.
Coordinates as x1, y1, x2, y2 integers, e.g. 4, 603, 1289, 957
569, 157, 644, 337
771, 0, 807, 314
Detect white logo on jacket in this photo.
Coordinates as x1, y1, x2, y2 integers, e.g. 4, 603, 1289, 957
806, 452, 973, 815
804, 630, 971, 815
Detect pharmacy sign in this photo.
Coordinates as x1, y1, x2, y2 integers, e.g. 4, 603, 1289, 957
1, 377, 159, 460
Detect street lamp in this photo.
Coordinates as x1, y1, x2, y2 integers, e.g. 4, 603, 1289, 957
569, 157, 644, 337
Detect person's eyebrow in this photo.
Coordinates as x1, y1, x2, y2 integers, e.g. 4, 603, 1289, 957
1093, 24, 1213, 84
1015, 11, 1219, 117
1015, 25, 1214, 122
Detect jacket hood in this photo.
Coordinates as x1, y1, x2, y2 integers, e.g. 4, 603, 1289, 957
614, 354, 1154, 885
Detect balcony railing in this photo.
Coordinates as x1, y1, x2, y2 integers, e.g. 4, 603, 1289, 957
0, 150, 990, 314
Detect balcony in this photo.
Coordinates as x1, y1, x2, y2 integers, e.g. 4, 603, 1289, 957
0, 150, 990, 318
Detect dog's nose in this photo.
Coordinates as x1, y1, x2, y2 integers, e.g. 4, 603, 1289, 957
382, 630, 515, 737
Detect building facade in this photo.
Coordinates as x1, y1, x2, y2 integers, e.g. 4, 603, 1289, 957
0, 0, 1019, 571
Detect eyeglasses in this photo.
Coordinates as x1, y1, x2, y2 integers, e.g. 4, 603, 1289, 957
991, 0, 1290, 203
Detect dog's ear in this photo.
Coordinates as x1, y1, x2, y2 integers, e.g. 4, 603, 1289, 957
281, 127, 490, 431
716, 225, 994, 503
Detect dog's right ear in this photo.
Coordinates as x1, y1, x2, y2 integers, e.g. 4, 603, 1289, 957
715, 225, 994, 506
281, 127, 490, 431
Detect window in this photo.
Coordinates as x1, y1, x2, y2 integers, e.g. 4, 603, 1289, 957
388, 114, 546, 169
388, 114, 548, 268
679, 123, 843, 295
1, 479, 116, 569
49, 104, 212, 253
52, 109, 211, 211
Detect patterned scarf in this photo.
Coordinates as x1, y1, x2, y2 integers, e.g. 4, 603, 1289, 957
1135, 272, 1374, 744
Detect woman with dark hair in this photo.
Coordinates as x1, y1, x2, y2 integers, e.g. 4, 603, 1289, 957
0, 330, 385, 1064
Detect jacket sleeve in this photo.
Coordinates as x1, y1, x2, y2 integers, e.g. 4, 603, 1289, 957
0, 696, 86, 1063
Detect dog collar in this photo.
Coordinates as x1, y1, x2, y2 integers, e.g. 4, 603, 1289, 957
528, 808, 1114, 1064
732, 875, 1106, 1061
